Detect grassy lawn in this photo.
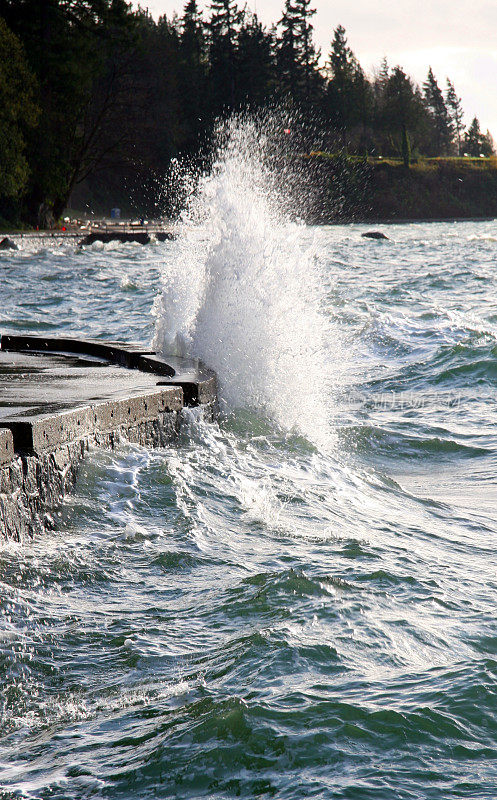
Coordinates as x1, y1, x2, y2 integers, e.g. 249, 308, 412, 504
306, 152, 497, 170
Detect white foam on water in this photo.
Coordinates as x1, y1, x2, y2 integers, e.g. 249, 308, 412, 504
467, 233, 497, 242
153, 115, 339, 448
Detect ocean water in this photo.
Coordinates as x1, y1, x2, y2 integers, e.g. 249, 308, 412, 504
1, 138, 497, 798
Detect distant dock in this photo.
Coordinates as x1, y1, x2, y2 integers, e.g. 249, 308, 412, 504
0, 335, 216, 540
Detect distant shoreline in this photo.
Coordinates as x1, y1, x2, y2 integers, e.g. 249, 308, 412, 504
1, 216, 496, 238
298, 156, 497, 227
338, 216, 497, 226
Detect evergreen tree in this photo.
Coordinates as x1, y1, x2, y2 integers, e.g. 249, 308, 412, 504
483, 130, 496, 156
326, 26, 369, 143
179, 0, 208, 144
181, 0, 205, 69
137, 15, 183, 162
369, 58, 390, 153
378, 57, 390, 85
446, 78, 464, 155
328, 26, 353, 75
0, 17, 38, 210
0, 0, 136, 223
352, 64, 372, 148
381, 66, 426, 159
276, 0, 322, 104
0, 0, 491, 225
423, 67, 453, 155
276, 0, 301, 98
207, 0, 242, 109
236, 12, 274, 107
372, 58, 389, 110
463, 116, 495, 157
293, 0, 320, 103
464, 116, 482, 156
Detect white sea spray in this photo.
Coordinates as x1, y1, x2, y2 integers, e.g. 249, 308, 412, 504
152, 115, 340, 447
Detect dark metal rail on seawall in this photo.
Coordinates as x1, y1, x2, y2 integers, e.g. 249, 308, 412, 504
5, 224, 177, 246
0, 334, 217, 540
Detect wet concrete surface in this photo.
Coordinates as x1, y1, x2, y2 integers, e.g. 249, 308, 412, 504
0, 336, 216, 456
0, 350, 170, 420
0, 335, 217, 538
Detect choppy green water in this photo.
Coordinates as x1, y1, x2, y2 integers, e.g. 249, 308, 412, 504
1, 220, 497, 799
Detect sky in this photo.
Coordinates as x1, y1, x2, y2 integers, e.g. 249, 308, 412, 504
138, 0, 497, 141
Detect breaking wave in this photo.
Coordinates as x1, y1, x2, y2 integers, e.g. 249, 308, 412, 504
152, 114, 340, 446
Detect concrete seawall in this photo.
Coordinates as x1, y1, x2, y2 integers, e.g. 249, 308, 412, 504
0, 335, 217, 540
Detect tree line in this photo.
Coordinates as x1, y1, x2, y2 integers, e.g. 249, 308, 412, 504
0, 0, 494, 226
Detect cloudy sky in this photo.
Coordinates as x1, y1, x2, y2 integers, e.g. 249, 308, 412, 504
139, 0, 497, 140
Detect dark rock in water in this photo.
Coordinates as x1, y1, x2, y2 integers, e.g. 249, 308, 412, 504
362, 231, 389, 240
79, 230, 176, 247
0, 237, 18, 250
79, 232, 151, 246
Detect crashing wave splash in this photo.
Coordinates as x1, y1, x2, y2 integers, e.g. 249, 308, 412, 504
153, 113, 338, 447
